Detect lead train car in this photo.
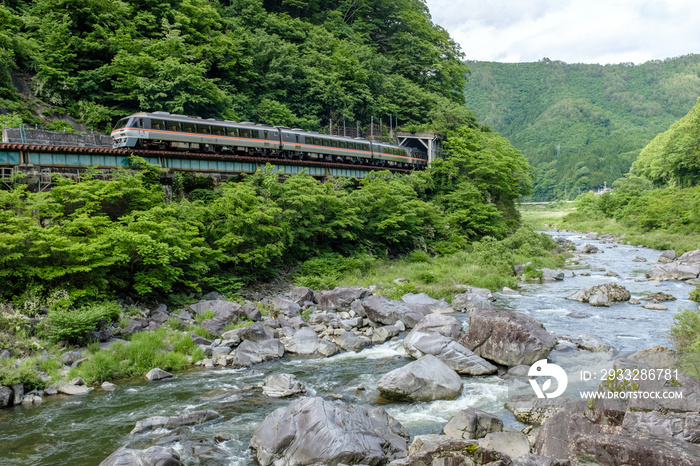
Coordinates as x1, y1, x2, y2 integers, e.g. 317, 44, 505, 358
111, 112, 428, 169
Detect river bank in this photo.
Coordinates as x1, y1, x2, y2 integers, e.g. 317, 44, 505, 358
1, 230, 698, 464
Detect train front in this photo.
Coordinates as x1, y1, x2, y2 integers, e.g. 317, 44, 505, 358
111, 116, 139, 148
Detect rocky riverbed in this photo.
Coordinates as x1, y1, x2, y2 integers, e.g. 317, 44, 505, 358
1, 231, 699, 465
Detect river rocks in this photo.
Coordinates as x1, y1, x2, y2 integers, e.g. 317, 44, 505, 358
101, 381, 117, 391
335, 330, 372, 352
442, 408, 503, 440
362, 294, 427, 328
403, 316, 496, 375
541, 268, 565, 282
401, 292, 453, 314
237, 322, 275, 342
632, 256, 647, 262
659, 250, 677, 262
233, 339, 285, 366
582, 243, 600, 253
100, 446, 182, 466
377, 354, 463, 401
572, 433, 700, 465
61, 350, 82, 366
505, 396, 573, 426
57, 381, 91, 395
0, 386, 12, 407
621, 410, 700, 442
12, 383, 23, 404
262, 374, 306, 398
130, 410, 220, 434
388, 435, 509, 466
563, 334, 612, 352
145, 368, 173, 381
316, 286, 371, 310
271, 297, 301, 317
481, 431, 530, 458
565, 282, 631, 306
628, 345, 679, 369
679, 248, 700, 264
283, 327, 322, 355
641, 291, 677, 302
642, 303, 668, 310
647, 262, 700, 281
250, 397, 408, 466
289, 286, 316, 306
188, 299, 243, 321
451, 287, 495, 312
460, 308, 557, 366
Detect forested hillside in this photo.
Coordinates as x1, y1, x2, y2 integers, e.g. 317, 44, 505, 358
464, 56, 700, 200
0, 0, 473, 133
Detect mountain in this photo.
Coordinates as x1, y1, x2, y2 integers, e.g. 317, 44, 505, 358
463, 56, 700, 200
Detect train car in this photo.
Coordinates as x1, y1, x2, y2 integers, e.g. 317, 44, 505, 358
111, 112, 428, 169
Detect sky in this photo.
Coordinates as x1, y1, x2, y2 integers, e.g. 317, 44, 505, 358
424, 0, 700, 65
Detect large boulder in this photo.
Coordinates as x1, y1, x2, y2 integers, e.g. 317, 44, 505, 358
541, 268, 564, 282
57, 381, 91, 395
0, 386, 13, 407
403, 317, 496, 375
647, 262, 700, 281
130, 410, 219, 434
481, 431, 530, 458
271, 297, 301, 318
679, 248, 700, 264
362, 295, 428, 328
377, 354, 463, 402
188, 299, 243, 320
401, 293, 452, 314
100, 446, 182, 466
388, 434, 510, 466
283, 327, 322, 355
658, 250, 677, 263
233, 339, 285, 366
316, 286, 371, 310
289, 286, 316, 306
335, 331, 372, 352
262, 374, 306, 398
451, 287, 495, 312
572, 433, 700, 465
505, 396, 573, 426
249, 397, 408, 466
145, 368, 173, 381
442, 408, 503, 440
565, 282, 631, 306
460, 308, 557, 366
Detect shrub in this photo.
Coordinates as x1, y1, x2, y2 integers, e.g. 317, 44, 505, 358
194, 309, 214, 323
690, 285, 700, 302
44, 301, 120, 343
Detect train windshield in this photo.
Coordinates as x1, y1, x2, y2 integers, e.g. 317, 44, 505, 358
113, 118, 131, 131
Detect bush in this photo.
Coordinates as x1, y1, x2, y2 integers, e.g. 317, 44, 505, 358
44, 301, 120, 343
669, 308, 700, 351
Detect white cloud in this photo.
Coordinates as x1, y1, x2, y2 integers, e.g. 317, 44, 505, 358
425, 0, 700, 64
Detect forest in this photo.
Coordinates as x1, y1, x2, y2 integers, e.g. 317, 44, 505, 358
0, 0, 474, 135
463, 56, 700, 200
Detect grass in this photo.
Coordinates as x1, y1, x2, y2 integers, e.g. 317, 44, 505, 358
333, 227, 567, 302
222, 318, 253, 333
72, 327, 205, 384
194, 308, 215, 324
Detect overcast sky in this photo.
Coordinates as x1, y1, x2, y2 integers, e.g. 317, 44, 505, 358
424, 0, 700, 65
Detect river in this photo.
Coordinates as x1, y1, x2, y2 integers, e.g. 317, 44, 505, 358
0, 231, 695, 465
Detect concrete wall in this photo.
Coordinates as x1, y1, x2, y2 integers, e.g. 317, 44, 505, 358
2, 127, 112, 148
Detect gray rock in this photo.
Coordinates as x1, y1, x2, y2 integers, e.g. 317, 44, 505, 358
0, 349, 10, 360
250, 397, 408, 466
316, 286, 371, 310
566, 282, 631, 305
11, 383, 23, 404
405, 313, 462, 341
100, 445, 182, 466
71, 357, 90, 368
642, 303, 668, 310
404, 333, 497, 375
622, 410, 700, 443
335, 331, 372, 352
605, 270, 619, 277
362, 295, 427, 328
541, 268, 565, 281
188, 299, 243, 321
69, 377, 85, 386
628, 345, 679, 369
262, 373, 306, 398
481, 431, 530, 458
144, 368, 173, 381
0, 386, 12, 407
44, 385, 57, 396
401, 293, 452, 314
679, 248, 700, 264
582, 243, 600, 253
573, 433, 700, 465
460, 308, 557, 366
233, 339, 285, 366
317, 340, 340, 357
271, 297, 301, 317
641, 292, 677, 302
283, 326, 322, 355
632, 256, 647, 262
389, 434, 508, 466
514, 261, 534, 275
451, 290, 495, 312
241, 302, 262, 321
101, 381, 117, 391
60, 350, 82, 366
659, 250, 677, 263
211, 346, 232, 357
511, 454, 569, 466
130, 410, 219, 434
506, 396, 574, 426
570, 334, 612, 352
290, 286, 316, 305
237, 322, 275, 342
377, 354, 462, 402
57, 382, 90, 395
442, 408, 503, 440
647, 262, 700, 281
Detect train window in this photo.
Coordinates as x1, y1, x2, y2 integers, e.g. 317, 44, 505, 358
183, 122, 196, 133
251, 130, 260, 139
295, 135, 300, 143
322, 138, 330, 146
227, 127, 239, 137
198, 125, 211, 134
240, 128, 251, 138
151, 119, 165, 130
331, 139, 338, 148
113, 118, 129, 130
339, 141, 346, 149
138, 118, 144, 128
167, 121, 181, 131
213, 126, 225, 135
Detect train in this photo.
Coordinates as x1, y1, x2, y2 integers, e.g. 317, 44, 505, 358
111, 112, 428, 170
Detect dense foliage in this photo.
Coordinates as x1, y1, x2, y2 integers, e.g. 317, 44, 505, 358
463, 57, 700, 200
633, 98, 700, 187
0, 133, 529, 306
0, 0, 470, 133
